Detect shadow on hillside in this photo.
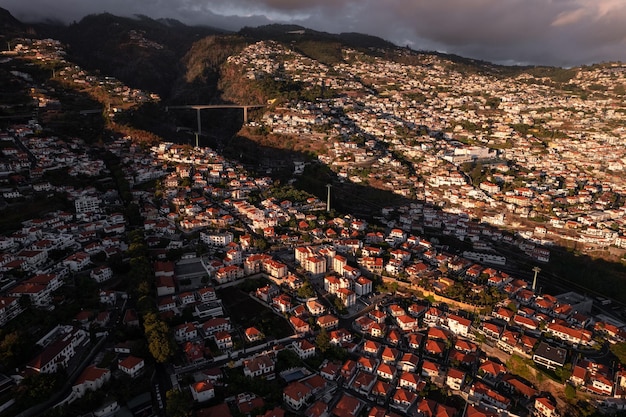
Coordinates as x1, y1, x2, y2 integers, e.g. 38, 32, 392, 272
222, 133, 626, 308
219, 133, 412, 215
133, 106, 626, 308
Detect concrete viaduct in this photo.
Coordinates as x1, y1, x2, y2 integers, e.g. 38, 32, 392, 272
166, 104, 265, 136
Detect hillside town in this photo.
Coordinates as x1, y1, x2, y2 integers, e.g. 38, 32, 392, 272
233, 41, 626, 255
1, 32, 626, 417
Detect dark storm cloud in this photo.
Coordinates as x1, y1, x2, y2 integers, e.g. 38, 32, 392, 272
1, 0, 625, 66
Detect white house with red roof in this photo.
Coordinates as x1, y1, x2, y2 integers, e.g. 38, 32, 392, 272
406, 333, 424, 351
534, 397, 557, 417
243, 353, 275, 378
342, 264, 361, 280
215, 265, 244, 284
398, 352, 420, 372
118, 355, 145, 378
376, 363, 397, 381
513, 314, 540, 331
546, 322, 593, 346
27, 338, 75, 374
399, 371, 423, 392
174, 323, 198, 342
191, 379, 215, 402
324, 275, 350, 294
470, 381, 511, 410
332, 393, 362, 417
388, 304, 406, 317
370, 322, 386, 338
72, 365, 111, 398
9, 282, 51, 308
354, 315, 375, 332
290, 316, 310, 334
283, 381, 312, 410
336, 288, 356, 308
158, 296, 177, 312
305, 299, 326, 316
332, 254, 347, 274
303, 256, 327, 277
214, 331, 233, 350
156, 276, 176, 297
319, 361, 341, 381
446, 368, 466, 390
200, 317, 231, 337
359, 256, 384, 275
354, 276, 372, 296
421, 360, 440, 379
273, 293, 293, 313
256, 284, 280, 303
0, 296, 23, 326
293, 339, 316, 359
244, 327, 264, 342
17, 249, 48, 271
396, 314, 419, 332
330, 328, 353, 347
447, 314, 472, 337
263, 259, 288, 278
362, 340, 381, 356
90, 266, 113, 283
62, 252, 90, 272
424, 307, 444, 326
29, 273, 63, 293
392, 387, 418, 412
196, 287, 216, 303
317, 314, 339, 330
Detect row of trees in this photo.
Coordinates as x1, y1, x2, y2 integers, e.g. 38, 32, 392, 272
126, 229, 176, 364
143, 311, 175, 363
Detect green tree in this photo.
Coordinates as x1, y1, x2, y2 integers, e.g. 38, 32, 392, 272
277, 349, 301, 371
297, 281, 315, 299
0, 331, 29, 370
143, 312, 174, 363
555, 363, 573, 383
387, 281, 399, 295
148, 331, 174, 363
610, 342, 626, 365
331, 295, 346, 314
316, 328, 331, 353
165, 388, 192, 417
14, 372, 63, 407
253, 237, 269, 251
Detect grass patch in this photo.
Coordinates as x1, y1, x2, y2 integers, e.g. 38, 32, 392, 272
506, 354, 542, 382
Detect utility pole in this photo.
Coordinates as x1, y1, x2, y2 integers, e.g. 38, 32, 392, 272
532, 266, 541, 291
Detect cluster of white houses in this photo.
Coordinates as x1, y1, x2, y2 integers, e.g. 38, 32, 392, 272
230, 40, 626, 263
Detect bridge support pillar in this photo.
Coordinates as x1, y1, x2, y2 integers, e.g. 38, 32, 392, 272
243, 107, 248, 123
196, 108, 202, 136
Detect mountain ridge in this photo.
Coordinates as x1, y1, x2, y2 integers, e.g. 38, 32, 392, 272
0, 6, 616, 101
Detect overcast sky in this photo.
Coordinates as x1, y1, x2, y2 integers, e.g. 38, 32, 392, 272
2, 0, 626, 67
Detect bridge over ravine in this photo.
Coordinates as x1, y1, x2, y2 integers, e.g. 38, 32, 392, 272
166, 104, 266, 136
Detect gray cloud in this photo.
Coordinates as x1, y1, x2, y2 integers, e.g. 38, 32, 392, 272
1, 0, 625, 66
